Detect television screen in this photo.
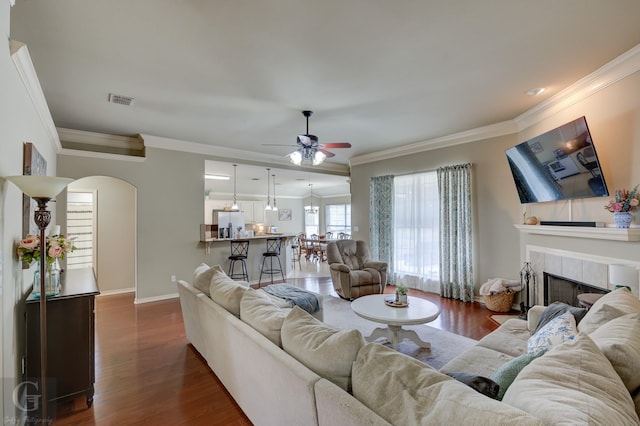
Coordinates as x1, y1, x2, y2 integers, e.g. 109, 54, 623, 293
505, 116, 608, 204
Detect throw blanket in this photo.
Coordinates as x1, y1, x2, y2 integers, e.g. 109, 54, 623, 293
479, 278, 523, 295
263, 284, 320, 314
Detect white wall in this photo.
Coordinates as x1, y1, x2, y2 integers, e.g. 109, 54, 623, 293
0, 2, 62, 417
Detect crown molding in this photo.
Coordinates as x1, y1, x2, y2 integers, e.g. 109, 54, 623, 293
10, 40, 61, 151
514, 43, 640, 131
59, 147, 145, 163
349, 121, 517, 166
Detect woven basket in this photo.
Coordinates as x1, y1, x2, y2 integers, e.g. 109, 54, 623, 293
484, 289, 515, 313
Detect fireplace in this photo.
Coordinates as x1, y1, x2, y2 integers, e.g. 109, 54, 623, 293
544, 273, 609, 306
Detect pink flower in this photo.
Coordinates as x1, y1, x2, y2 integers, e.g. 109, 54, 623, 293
19, 235, 39, 250
631, 198, 640, 207
612, 202, 623, 212
48, 245, 63, 258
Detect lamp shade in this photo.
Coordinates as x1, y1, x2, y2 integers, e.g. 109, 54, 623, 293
5, 176, 74, 198
609, 264, 639, 297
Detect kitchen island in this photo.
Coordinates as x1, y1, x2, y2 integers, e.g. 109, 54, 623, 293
200, 234, 296, 286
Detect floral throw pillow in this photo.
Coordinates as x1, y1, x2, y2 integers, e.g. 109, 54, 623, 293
527, 312, 577, 353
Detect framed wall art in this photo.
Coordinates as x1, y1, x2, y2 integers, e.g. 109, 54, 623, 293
278, 209, 292, 221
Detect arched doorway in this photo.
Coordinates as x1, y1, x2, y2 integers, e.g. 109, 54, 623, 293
66, 177, 136, 296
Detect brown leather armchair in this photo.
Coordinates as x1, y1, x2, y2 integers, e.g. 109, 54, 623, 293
326, 240, 388, 300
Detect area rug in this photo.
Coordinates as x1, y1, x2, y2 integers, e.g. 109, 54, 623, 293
322, 296, 477, 370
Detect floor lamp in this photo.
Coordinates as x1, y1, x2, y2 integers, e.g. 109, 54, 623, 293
5, 175, 73, 422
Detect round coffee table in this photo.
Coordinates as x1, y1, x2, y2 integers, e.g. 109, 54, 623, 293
351, 294, 440, 350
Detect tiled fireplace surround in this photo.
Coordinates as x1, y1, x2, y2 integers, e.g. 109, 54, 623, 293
525, 244, 640, 306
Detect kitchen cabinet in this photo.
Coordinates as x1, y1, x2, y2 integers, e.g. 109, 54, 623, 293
239, 201, 266, 224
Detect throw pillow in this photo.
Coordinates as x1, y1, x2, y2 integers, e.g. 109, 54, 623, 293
240, 288, 291, 347
193, 263, 225, 296
490, 350, 545, 400
578, 287, 640, 334
351, 343, 541, 425
281, 307, 365, 392
533, 301, 587, 334
526, 311, 576, 353
589, 313, 640, 394
208, 267, 249, 317
503, 333, 639, 425
445, 372, 500, 399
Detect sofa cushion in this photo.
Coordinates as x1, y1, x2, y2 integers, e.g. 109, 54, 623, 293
490, 349, 545, 400
526, 312, 576, 353
476, 318, 529, 357
589, 313, 640, 394
503, 333, 639, 425
533, 301, 587, 334
281, 306, 365, 392
208, 267, 248, 317
193, 263, 224, 296
352, 343, 542, 425
578, 287, 640, 334
439, 345, 515, 377
240, 288, 291, 347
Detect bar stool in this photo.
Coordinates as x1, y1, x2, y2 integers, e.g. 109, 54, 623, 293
259, 238, 285, 286
228, 240, 250, 281
291, 235, 301, 270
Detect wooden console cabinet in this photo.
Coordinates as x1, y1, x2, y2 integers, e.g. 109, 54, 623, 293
25, 267, 100, 409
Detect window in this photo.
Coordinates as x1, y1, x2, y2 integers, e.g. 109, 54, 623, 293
393, 171, 440, 293
66, 192, 95, 270
325, 204, 351, 234
304, 211, 319, 236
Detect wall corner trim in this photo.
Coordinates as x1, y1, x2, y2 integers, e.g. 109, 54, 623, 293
10, 40, 61, 152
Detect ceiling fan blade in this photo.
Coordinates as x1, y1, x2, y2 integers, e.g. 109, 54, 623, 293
321, 142, 352, 149
318, 149, 335, 158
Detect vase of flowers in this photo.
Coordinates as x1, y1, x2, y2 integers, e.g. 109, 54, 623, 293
605, 185, 639, 229
18, 233, 76, 298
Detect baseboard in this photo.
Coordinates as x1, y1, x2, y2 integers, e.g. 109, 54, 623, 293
134, 292, 179, 304
97, 287, 135, 297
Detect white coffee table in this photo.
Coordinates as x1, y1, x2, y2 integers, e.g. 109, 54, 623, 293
351, 294, 440, 350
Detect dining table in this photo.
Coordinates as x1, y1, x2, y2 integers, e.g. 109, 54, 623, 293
298, 236, 340, 262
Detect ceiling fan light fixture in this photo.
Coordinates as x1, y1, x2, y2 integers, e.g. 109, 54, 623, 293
312, 150, 326, 166
289, 150, 302, 165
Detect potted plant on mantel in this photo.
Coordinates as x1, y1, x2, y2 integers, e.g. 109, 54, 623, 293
395, 283, 408, 304
604, 184, 639, 229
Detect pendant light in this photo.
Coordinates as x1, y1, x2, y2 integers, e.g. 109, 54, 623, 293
271, 173, 278, 211
304, 183, 318, 214
231, 164, 239, 210
264, 168, 272, 211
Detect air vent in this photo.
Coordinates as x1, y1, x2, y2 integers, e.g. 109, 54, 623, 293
108, 93, 135, 106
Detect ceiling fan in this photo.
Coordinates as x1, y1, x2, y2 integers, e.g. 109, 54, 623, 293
264, 110, 351, 166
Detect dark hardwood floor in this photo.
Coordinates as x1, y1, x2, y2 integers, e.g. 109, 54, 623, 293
54, 277, 500, 425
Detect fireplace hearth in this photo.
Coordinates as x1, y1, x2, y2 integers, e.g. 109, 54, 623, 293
544, 273, 609, 306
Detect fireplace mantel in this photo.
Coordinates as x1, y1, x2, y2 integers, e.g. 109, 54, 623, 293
515, 224, 640, 242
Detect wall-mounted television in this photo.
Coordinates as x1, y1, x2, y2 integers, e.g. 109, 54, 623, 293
505, 116, 608, 204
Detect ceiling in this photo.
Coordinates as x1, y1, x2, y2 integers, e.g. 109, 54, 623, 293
9, 1, 640, 182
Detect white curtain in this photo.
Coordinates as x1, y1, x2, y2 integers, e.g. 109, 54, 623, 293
392, 171, 440, 293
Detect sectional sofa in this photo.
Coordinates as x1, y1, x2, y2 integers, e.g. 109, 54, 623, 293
177, 264, 640, 425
